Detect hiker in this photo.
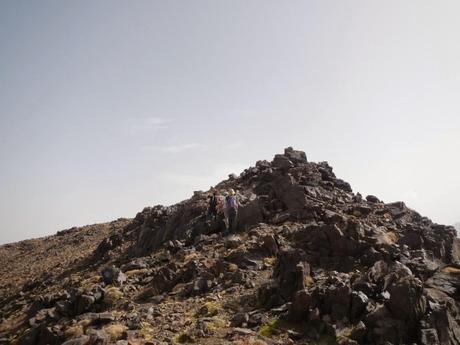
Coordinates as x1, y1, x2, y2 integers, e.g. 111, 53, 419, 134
207, 190, 218, 219
221, 191, 230, 229
226, 189, 239, 232
215, 191, 227, 228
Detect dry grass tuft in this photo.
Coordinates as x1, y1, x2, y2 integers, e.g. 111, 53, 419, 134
443, 266, 460, 274
206, 316, 228, 331
64, 325, 84, 338
183, 252, 200, 263
386, 231, 399, 243
103, 323, 127, 340
304, 275, 314, 286
80, 275, 102, 290
125, 268, 149, 277
139, 321, 154, 341
104, 287, 123, 304
263, 257, 276, 266
228, 263, 239, 272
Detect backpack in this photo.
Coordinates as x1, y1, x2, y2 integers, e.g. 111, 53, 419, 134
216, 196, 225, 211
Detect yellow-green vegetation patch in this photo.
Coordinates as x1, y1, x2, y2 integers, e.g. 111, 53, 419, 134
443, 266, 460, 274
139, 321, 153, 341
195, 301, 222, 317
259, 319, 283, 337
259, 318, 309, 338
207, 316, 227, 330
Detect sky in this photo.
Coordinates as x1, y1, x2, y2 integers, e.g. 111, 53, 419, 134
1, 1, 459, 244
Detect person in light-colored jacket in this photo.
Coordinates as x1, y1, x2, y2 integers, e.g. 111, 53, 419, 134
226, 189, 239, 232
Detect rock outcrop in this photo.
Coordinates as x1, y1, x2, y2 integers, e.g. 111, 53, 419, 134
1, 147, 460, 345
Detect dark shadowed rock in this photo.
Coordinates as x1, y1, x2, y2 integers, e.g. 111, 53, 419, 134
261, 234, 279, 256
238, 196, 264, 228
289, 289, 312, 320
272, 154, 294, 170
386, 275, 426, 337
75, 294, 95, 315
93, 233, 123, 259
350, 291, 369, 321
273, 249, 309, 301
101, 266, 126, 285
366, 195, 380, 203
284, 147, 307, 164
420, 328, 440, 345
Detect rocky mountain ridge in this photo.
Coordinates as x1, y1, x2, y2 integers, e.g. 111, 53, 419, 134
1, 147, 460, 345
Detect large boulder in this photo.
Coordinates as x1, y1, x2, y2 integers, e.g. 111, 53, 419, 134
426, 266, 460, 297
284, 147, 307, 165
386, 275, 426, 339
271, 174, 308, 216
273, 249, 309, 302
258, 249, 311, 308
237, 195, 264, 228
421, 287, 460, 345
93, 233, 123, 259
272, 154, 294, 171
365, 304, 402, 344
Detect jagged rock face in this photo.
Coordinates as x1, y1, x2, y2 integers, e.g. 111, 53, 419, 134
129, 197, 209, 256
129, 147, 354, 255
2, 147, 460, 345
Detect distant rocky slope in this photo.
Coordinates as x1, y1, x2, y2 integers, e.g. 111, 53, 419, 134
455, 223, 460, 232
1, 147, 460, 345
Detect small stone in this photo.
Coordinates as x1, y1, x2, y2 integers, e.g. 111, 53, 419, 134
231, 327, 255, 336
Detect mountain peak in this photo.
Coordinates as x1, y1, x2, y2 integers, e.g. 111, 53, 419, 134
1, 148, 460, 345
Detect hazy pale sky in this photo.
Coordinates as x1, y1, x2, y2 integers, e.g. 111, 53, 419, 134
1, 1, 459, 244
